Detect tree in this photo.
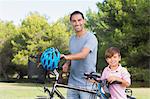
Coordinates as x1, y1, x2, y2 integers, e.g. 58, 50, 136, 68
86, 0, 149, 69
0, 21, 18, 79
11, 12, 71, 67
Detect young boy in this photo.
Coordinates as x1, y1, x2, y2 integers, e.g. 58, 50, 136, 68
101, 47, 131, 99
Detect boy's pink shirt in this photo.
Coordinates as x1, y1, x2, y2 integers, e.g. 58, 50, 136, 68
101, 65, 131, 99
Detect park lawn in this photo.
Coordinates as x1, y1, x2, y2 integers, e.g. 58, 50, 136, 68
0, 82, 149, 99
0, 82, 66, 99
131, 88, 150, 99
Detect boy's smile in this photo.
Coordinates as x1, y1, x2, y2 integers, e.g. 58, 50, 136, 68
106, 53, 121, 68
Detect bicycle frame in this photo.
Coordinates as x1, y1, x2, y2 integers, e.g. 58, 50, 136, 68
44, 81, 99, 99
43, 70, 101, 99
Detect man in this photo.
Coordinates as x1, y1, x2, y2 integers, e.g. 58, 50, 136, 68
62, 11, 98, 99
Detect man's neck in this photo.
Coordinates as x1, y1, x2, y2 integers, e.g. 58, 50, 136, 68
76, 29, 86, 37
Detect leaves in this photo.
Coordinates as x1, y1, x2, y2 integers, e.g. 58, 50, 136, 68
11, 12, 71, 66
86, 0, 149, 68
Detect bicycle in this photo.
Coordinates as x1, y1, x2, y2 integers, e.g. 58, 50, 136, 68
36, 70, 136, 99
36, 70, 98, 99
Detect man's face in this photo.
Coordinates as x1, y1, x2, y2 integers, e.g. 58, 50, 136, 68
70, 14, 85, 32
106, 53, 121, 67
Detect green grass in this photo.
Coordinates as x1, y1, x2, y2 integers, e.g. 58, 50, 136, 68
0, 82, 66, 99
0, 82, 149, 99
131, 88, 150, 99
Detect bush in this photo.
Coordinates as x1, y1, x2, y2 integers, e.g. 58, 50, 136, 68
128, 67, 150, 82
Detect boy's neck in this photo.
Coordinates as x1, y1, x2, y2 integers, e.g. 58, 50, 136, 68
109, 64, 119, 70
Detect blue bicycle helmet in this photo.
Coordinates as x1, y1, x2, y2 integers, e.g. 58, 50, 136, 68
40, 47, 60, 71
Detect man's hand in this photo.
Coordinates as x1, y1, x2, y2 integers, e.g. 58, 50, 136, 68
60, 54, 65, 58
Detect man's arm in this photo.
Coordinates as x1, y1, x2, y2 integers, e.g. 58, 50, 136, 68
61, 47, 91, 72
62, 47, 90, 60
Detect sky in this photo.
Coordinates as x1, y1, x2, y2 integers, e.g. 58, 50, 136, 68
0, 0, 104, 25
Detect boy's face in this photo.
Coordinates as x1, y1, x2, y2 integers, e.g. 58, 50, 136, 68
106, 53, 121, 67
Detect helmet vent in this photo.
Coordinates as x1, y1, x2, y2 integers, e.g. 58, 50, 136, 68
40, 47, 60, 71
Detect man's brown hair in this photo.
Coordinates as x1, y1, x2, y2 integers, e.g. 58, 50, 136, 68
105, 47, 121, 59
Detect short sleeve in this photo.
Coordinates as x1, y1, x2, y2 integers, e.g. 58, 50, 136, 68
100, 67, 108, 80
121, 68, 131, 85
84, 34, 98, 52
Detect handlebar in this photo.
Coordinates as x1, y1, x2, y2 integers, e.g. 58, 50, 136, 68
84, 72, 101, 82
84, 72, 122, 84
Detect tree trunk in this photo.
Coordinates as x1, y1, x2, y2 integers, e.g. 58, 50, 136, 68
0, 58, 8, 80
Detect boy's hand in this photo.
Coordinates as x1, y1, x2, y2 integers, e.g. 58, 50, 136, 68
107, 76, 119, 84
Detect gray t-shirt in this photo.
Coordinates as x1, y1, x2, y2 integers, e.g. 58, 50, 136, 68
68, 32, 98, 87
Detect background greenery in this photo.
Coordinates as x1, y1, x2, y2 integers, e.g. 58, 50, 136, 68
0, 0, 149, 85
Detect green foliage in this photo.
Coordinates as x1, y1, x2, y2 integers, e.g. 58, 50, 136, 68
0, 12, 72, 78
0, 21, 19, 77
11, 12, 71, 67
128, 67, 150, 83
86, 0, 150, 69
0, 21, 18, 51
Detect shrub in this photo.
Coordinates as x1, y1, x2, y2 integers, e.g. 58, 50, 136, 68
128, 67, 150, 82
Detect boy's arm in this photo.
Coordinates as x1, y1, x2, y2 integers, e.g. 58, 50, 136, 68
107, 68, 131, 87
107, 76, 130, 87
120, 78, 130, 87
